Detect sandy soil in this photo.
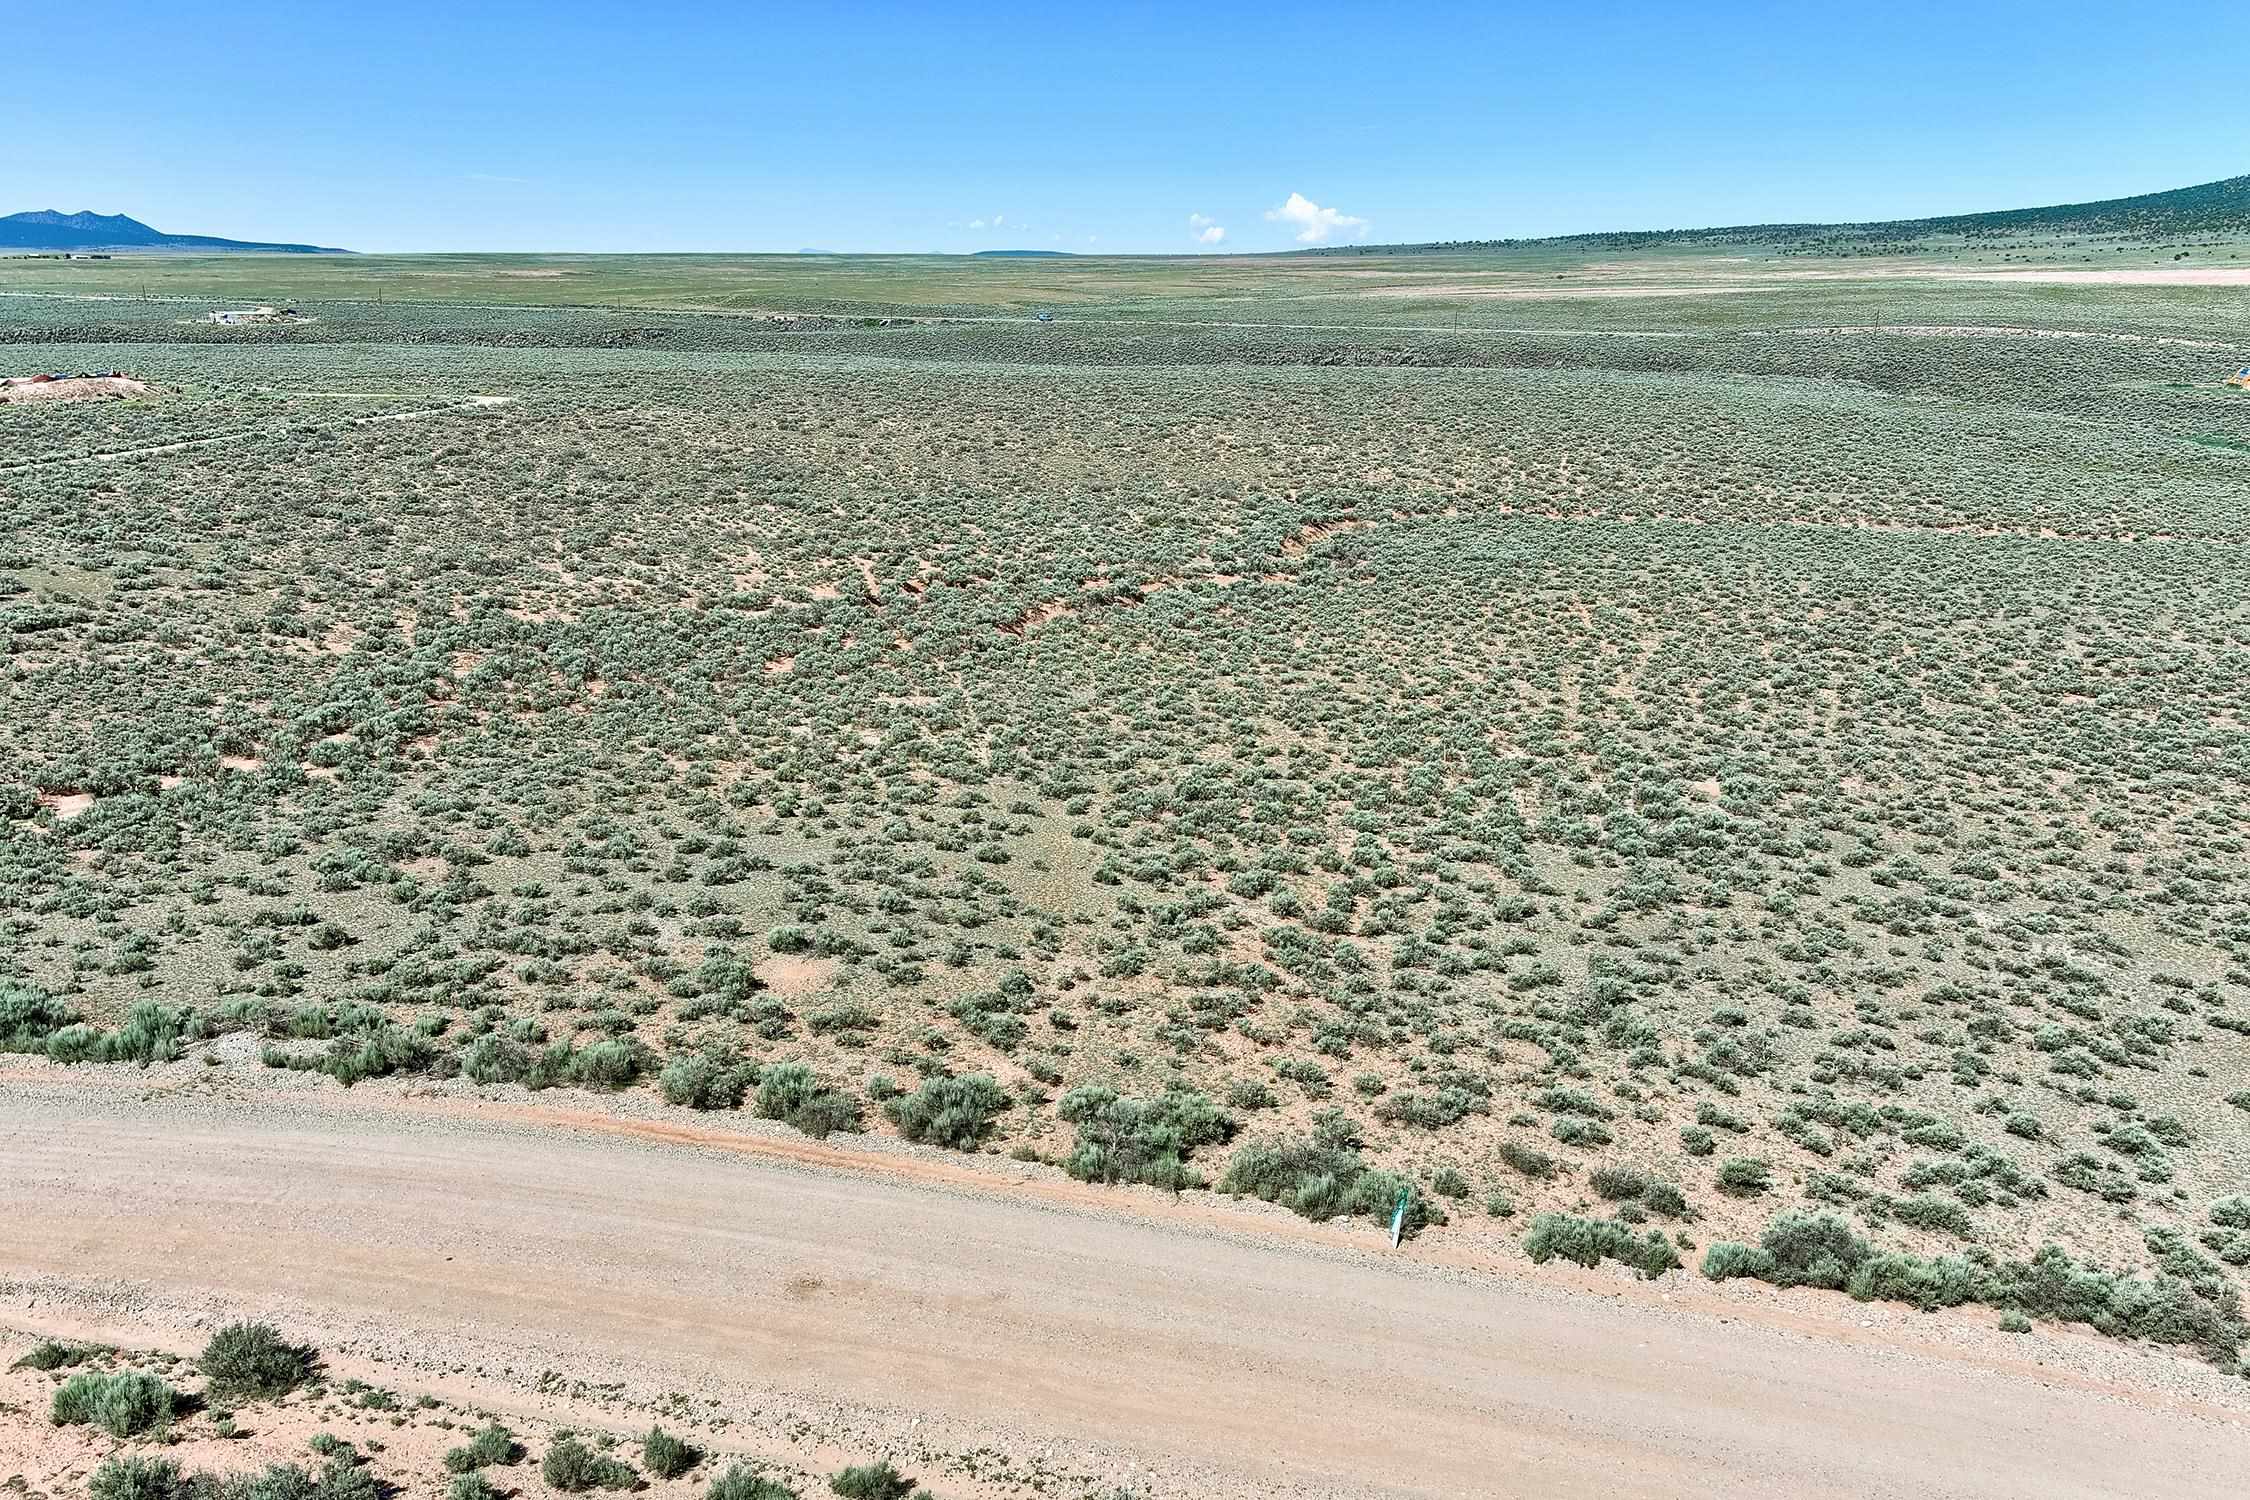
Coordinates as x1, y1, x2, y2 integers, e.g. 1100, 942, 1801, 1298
1, 376, 148, 404
2, 1068, 2244, 1500
758, 954, 840, 995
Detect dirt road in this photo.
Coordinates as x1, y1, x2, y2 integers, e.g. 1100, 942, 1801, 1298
2, 1073, 2243, 1499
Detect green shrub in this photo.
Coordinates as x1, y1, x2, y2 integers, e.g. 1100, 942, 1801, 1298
755, 1062, 864, 1137
1497, 1141, 1557, 1180
52, 1371, 178, 1437
1218, 1135, 1439, 1237
571, 1037, 651, 1090
312, 1456, 379, 1500
191, 1458, 362, 1500
709, 1464, 797, 1500
1680, 1125, 1716, 1156
1979, 1243, 2244, 1360
885, 1073, 1008, 1149
1752, 1210, 1873, 1288
643, 1427, 698, 1479
829, 1462, 914, 1500
459, 1034, 532, 1085
1998, 1311, 2032, 1333
1701, 1205, 1881, 1295
1849, 1251, 1989, 1311
521, 1042, 577, 1090
662, 1052, 751, 1110
88, 1457, 191, 1500
0, 982, 76, 1052
543, 1436, 636, 1493
1550, 1116, 1612, 1147
1893, 1194, 1974, 1237
1522, 1213, 1680, 1279
1706, 1212, 2246, 1365
218, 1464, 319, 1500
1058, 1086, 1234, 1189
202, 1321, 315, 1399
2212, 1197, 2250, 1230
1715, 1158, 1772, 1196
12, 1338, 94, 1371
787, 1087, 865, 1138
1639, 1183, 1690, 1218
1224, 1079, 1277, 1110
1588, 1166, 1689, 1218
45, 1023, 104, 1063
1374, 1087, 1487, 1129
449, 1475, 501, 1500
265, 1013, 438, 1086
1590, 1167, 1649, 1201
1430, 1166, 1469, 1199
1699, 1241, 1777, 1282
444, 1423, 522, 1472
95, 1003, 200, 1066
331, 1024, 438, 1085
754, 1061, 819, 1118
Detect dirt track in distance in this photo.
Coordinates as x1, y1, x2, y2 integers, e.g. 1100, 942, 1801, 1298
3, 1071, 2245, 1500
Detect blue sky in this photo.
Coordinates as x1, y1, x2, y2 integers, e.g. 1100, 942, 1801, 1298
9, 1, 2245, 253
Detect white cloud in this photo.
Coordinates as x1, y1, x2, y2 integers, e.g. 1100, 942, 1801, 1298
1188, 213, 1226, 245
1264, 191, 1368, 244
967, 218, 986, 229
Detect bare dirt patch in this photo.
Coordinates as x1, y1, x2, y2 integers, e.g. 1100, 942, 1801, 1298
998, 599, 1075, 636
1934, 265, 2250, 287
760, 954, 839, 994
1, 375, 149, 404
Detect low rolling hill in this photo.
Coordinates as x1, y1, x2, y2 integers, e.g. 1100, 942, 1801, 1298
1305, 171, 2250, 256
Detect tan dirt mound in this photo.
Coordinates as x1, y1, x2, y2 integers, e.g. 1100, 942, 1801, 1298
1, 374, 150, 404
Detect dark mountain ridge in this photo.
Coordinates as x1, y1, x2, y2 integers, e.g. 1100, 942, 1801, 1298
0, 210, 349, 254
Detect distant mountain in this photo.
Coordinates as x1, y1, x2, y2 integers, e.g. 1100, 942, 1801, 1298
1296, 172, 2250, 257
0, 210, 350, 254
972, 249, 1075, 258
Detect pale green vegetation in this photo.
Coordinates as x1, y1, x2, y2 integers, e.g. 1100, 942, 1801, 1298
5, 227, 2249, 1366
87, 1450, 391, 1500
199, 1321, 315, 1401
52, 1371, 179, 1437
542, 1435, 637, 1492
